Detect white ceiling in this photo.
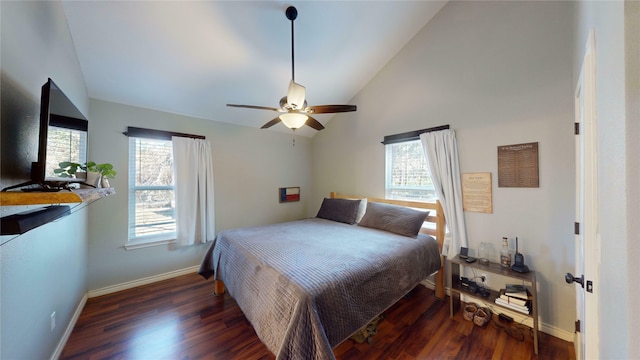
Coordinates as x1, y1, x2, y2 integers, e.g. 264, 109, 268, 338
62, 1, 447, 137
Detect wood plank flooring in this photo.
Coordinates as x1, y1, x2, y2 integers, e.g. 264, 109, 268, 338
61, 273, 574, 360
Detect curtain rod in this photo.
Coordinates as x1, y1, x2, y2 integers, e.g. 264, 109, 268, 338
381, 125, 449, 145
122, 126, 205, 140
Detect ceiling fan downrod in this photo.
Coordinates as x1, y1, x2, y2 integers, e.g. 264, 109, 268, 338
286, 6, 297, 82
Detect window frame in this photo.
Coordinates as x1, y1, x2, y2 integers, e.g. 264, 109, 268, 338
384, 139, 436, 202
383, 125, 448, 202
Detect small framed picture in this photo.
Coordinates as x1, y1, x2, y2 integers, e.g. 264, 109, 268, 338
279, 187, 300, 203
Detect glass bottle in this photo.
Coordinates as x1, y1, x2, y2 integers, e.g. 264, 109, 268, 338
500, 237, 511, 268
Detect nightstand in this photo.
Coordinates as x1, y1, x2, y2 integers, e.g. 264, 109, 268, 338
448, 257, 539, 354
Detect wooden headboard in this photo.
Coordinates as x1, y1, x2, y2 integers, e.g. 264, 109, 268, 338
330, 192, 446, 299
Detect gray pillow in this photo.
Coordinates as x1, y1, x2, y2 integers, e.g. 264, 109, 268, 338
358, 201, 429, 238
316, 198, 362, 224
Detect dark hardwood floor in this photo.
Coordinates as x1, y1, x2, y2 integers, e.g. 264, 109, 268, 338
61, 273, 574, 360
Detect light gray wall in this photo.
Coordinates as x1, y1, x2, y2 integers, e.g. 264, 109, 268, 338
624, 2, 640, 356
0, 1, 89, 359
312, 1, 576, 335
574, 1, 639, 358
87, 99, 312, 290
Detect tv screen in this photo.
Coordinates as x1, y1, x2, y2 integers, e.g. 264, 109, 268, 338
38, 79, 88, 183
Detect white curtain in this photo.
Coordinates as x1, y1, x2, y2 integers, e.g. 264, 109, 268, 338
172, 136, 215, 246
420, 129, 468, 258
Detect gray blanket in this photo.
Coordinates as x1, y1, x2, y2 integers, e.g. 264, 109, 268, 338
199, 218, 441, 360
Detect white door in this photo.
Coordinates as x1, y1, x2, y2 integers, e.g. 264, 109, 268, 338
573, 29, 599, 360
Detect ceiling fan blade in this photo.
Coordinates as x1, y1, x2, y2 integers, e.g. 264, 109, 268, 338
287, 80, 306, 110
305, 116, 325, 131
307, 105, 357, 114
227, 104, 281, 112
260, 117, 282, 129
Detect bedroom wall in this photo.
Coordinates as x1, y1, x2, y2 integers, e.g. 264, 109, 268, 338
624, 3, 640, 356
311, 1, 576, 338
86, 99, 312, 291
0, 1, 90, 359
573, 1, 639, 358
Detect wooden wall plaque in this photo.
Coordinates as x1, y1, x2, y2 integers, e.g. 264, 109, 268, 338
498, 142, 539, 188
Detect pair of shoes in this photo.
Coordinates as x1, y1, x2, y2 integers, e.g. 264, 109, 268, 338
462, 302, 491, 327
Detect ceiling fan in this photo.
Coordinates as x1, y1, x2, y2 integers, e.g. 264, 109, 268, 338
227, 6, 357, 131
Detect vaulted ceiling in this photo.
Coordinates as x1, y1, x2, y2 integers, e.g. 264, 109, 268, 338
62, 1, 447, 137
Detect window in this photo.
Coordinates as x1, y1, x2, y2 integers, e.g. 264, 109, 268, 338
385, 139, 436, 201
128, 137, 176, 247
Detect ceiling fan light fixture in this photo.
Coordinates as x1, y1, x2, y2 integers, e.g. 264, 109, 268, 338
280, 112, 308, 129
287, 80, 306, 109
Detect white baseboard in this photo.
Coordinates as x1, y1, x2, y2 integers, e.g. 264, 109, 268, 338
418, 280, 574, 343
88, 265, 200, 298
540, 322, 574, 342
50, 293, 87, 360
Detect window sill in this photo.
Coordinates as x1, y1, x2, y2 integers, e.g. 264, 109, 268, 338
125, 238, 176, 250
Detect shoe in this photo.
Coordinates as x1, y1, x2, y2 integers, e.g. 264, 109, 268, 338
473, 307, 491, 327
463, 303, 478, 321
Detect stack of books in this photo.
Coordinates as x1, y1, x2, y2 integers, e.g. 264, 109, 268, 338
494, 284, 531, 314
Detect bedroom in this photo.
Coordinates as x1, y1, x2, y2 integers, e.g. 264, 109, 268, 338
1, 1, 637, 359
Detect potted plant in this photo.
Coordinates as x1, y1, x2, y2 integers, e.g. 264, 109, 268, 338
54, 161, 116, 188
91, 162, 116, 187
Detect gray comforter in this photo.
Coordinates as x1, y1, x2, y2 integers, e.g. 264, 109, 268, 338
199, 218, 441, 360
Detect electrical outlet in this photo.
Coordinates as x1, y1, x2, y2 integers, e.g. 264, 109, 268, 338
480, 274, 488, 287
50, 312, 56, 332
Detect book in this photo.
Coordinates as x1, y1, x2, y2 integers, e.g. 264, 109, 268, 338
495, 298, 531, 314
504, 284, 531, 300
498, 290, 528, 306
505, 284, 527, 292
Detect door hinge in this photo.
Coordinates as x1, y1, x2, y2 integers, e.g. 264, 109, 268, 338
575, 122, 580, 135
575, 222, 580, 235
575, 319, 581, 333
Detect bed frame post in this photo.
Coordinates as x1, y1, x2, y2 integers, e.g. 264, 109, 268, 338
214, 280, 225, 296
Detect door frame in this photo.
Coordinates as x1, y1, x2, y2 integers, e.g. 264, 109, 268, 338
574, 28, 599, 360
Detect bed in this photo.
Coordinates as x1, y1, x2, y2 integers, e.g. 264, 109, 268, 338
199, 192, 446, 360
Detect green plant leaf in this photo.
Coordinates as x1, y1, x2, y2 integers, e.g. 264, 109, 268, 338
58, 161, 74, 167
